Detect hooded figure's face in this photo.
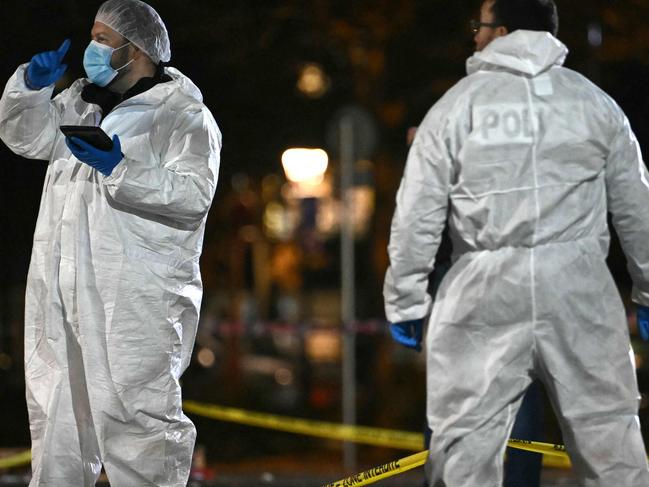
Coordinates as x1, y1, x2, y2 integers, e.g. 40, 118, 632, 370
474, 0, 509, 52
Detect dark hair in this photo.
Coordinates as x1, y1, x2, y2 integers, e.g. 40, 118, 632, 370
490, 0, 559, 36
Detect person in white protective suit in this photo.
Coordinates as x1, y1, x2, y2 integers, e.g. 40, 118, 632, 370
0, 0, 221, 485
384, 0, 649, 485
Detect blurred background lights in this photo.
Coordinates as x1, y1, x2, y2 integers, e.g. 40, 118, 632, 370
281, 148, 329, 185
274, 367, 294, 386
588, 22, 603, 47
263, 201, 292, 240
297, 63, 330, 98
197, 347, 216, 368
305, 329, 341, 363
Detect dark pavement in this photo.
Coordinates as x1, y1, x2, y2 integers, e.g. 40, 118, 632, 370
0, 468, 579, 486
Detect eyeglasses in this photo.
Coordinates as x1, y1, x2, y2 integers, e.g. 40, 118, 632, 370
470, 19, 502, 34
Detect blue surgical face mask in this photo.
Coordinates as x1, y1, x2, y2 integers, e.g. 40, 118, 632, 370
83, 40, 133, 87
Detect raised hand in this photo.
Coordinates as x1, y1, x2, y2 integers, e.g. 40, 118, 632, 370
26, 39, 71, 90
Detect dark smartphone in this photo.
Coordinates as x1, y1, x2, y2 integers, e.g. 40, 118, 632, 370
60, 125, 113, 151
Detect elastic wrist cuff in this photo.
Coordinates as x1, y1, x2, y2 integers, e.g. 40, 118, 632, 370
24, 71, 40, 90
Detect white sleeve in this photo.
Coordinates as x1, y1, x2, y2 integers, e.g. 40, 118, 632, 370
605, 114, 649, 306
103, 106, 221, 225
0, 64, 63, 161
383, 102, 458, 323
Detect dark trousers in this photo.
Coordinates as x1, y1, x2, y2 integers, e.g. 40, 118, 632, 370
504, 380, 543, 487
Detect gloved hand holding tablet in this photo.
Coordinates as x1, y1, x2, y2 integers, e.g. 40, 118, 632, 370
61, 125, 123, 176
60, 125, 113, 151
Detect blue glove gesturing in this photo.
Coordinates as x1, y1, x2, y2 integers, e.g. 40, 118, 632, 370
390, 319, 425, 352
65, 135, 124, 176
26, 39, 71, 90
638, 305, 649, 342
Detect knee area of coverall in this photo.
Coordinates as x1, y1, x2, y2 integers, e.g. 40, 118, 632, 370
426, 411, 520, 486
426, 444, 506, 487
103, 425, 195, 487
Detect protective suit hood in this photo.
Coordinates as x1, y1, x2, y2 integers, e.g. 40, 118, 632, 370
118, 67, 203, 107
165, 66, 203, 103
467, 30, 568, 76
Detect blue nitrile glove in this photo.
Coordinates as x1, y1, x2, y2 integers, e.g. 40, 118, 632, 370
638, 305, 649, 342
65, 135, 123, 176
390, 319, 424, 352
25, 39, 70, 90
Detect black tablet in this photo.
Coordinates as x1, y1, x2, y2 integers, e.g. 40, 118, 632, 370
60, 125, 113, 151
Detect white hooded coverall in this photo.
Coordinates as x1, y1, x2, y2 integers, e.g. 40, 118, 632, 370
384, 31, 649, 486
0, 63, 221, 486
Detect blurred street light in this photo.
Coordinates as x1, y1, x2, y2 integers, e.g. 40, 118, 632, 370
281, 148, 330, 199
197, 347, 216, 368
297, 63, 330, 98
281, 148, 329, 185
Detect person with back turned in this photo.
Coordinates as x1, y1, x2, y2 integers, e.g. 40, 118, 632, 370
385, 0, 649, 485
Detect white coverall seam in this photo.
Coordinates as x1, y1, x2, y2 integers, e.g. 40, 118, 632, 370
452, 180, 599, 199
455, 235, 601, 255
523, 76, 540, 342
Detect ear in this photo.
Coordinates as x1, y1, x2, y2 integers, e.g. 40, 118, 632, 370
495, 25, 509, 38
129, 44, 144, 60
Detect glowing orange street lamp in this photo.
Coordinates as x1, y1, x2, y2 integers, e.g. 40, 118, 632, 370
281, 148, 328, 183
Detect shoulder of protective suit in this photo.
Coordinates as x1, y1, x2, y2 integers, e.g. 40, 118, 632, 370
161, 82, 221, 142
557, 66, 625, 122
53, 77, 90, 102
164, 93, 218, 137
418, 76, 484, 131
164, 88, 202, 111
556, 66, 606, 94
161, 67, 204, 104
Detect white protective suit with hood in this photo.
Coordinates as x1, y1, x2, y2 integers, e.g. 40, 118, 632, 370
384, 31, 649, 486
0, 60, 220, 485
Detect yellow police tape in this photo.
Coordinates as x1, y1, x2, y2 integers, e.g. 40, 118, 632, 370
325, 443, 576, 487
1, 401, 573, 473
324, 450, 428, 487
183, 400, 423, 451
183, 400, 570, 459
0, 449, 31, 469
